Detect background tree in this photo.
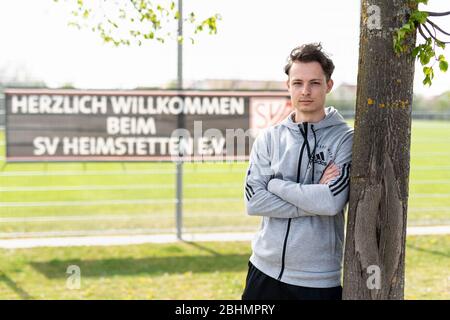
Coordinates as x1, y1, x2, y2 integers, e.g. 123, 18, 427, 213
343, 0, 448, 300
53, 0, 221, 45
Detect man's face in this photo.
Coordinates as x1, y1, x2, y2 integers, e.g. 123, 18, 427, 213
287, 61, 333, 116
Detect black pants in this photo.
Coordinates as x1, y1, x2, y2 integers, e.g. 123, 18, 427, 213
242, 261, 342, 300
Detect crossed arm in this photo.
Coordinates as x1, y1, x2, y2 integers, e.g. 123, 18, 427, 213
244, 131, 352, 218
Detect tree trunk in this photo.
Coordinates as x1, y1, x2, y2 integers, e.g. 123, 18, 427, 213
342, 0, 417, 300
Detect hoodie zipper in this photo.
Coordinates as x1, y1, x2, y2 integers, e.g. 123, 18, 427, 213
277, 122, 309, 281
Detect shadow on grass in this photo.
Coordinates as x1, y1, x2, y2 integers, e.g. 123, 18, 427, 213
182, 241, 223, 256
406, 243, 450, 259
0, 272, 34, 299
30, 252, 250, 279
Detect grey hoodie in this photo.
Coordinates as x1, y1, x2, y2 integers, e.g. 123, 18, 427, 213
244, 106, 353, 288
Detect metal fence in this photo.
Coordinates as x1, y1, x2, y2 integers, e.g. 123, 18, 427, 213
339, 110, 450, 120
1, 95, 450, 239
0, 161, 256, 238
0, 94, 4, 129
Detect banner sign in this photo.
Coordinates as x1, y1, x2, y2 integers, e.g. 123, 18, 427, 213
4, 89, 292, 162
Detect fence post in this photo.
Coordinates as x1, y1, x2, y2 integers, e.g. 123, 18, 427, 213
175, 0, 184, 240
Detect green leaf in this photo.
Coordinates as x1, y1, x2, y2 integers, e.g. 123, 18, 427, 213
420, 52, 431, 65
418, 13, 428, 24
412, 46, 421, 57
189, 12, 196, 23
401, 23, 412, 31
119, 9, 126, 19
439, 60, 449, 72
411, 10, 429, 24
436, 40, 446, 49
394, 38, 401, 53
67, 21, 81, 30
107, 19, 118, 28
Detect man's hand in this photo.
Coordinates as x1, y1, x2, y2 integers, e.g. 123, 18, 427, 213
319, 162, 340, 184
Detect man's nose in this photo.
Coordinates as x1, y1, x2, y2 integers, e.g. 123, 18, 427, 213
301, 84, 311, 96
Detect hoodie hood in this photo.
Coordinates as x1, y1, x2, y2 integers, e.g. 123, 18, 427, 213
281, 106, 347, 132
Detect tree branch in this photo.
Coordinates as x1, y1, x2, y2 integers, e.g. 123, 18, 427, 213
422, 11, 450, 17
426, 18, 450, 37
418, 24, 429, 41
428, 21, 437, 51
129, 0, 142, 15
422, 21, 435, 39
422, 22, 450, 44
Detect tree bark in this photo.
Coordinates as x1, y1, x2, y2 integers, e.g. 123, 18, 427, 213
343, 0, 417, 300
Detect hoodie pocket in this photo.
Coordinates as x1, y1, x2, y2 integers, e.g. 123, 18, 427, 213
284, 218, 336, 273
252, 217, 287, 265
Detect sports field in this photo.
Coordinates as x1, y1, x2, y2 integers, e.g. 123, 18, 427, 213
0, 120, 449, 300
0, 119, 450, 238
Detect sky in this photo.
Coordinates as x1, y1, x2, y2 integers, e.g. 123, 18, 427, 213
0, 0, 449, 97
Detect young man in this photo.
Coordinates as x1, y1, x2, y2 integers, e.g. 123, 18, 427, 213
242, 43, 353, 300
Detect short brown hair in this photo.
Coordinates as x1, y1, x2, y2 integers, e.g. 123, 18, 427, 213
284, 43, 335, 81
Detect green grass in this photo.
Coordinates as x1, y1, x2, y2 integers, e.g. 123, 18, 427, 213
0, 235, 448, 299
1, 120, 450, 237
405, 235, 450, 299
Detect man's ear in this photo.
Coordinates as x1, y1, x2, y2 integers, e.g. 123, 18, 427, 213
286, 79, 290, 90
326, 79, 334, 93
